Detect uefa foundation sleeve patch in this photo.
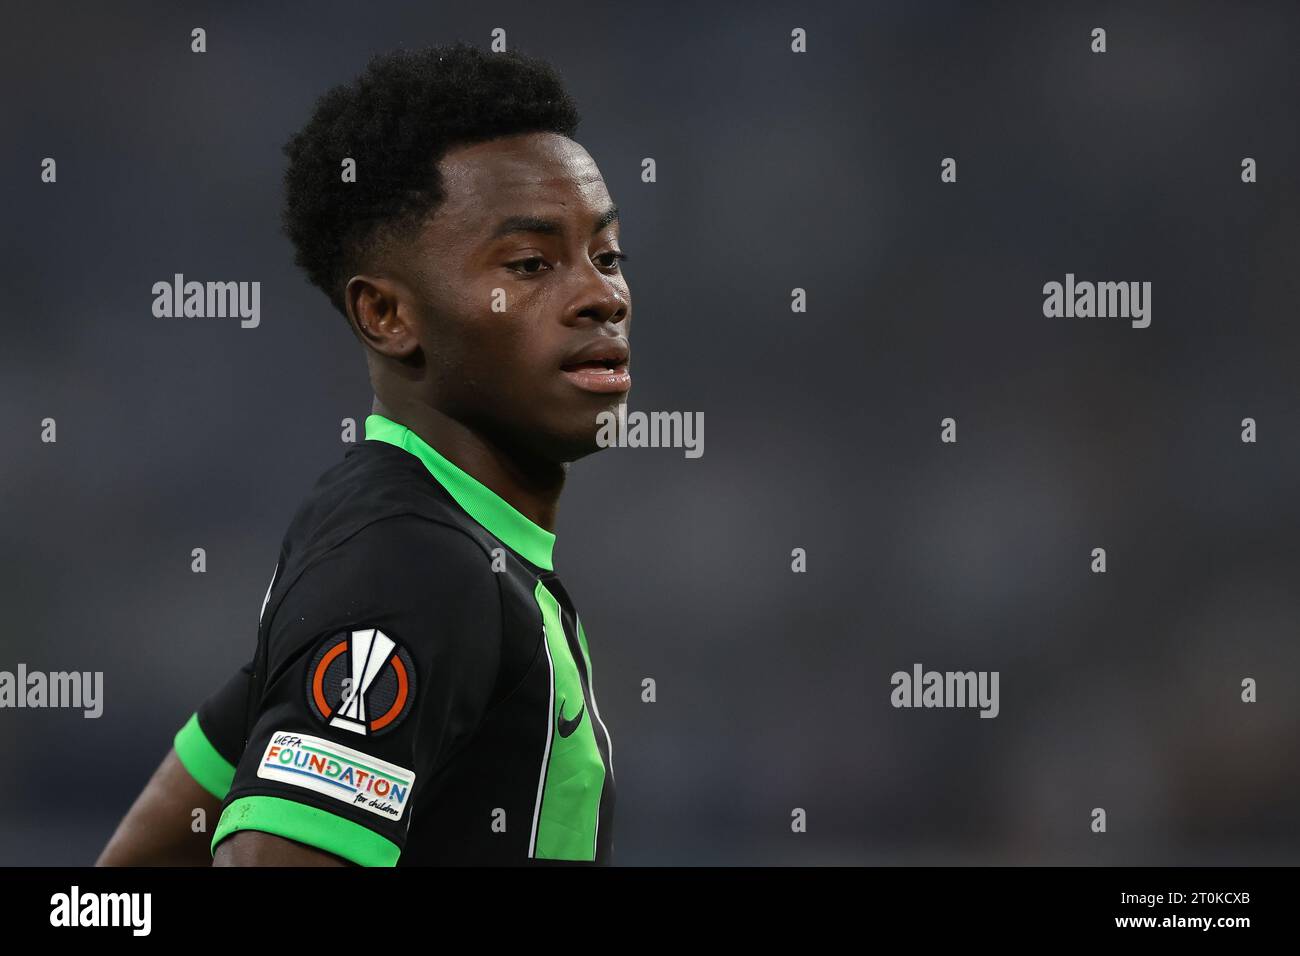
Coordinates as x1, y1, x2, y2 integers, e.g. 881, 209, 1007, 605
257, 731, 415, 821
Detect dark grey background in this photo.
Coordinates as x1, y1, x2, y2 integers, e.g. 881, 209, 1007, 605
3, 1, 1298, 865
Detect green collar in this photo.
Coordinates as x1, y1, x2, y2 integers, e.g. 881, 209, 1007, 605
364, 413, 556, 571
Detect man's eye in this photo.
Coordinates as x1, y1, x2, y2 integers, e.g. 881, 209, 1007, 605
507, 257, 549, 275
596, 251, 629, 271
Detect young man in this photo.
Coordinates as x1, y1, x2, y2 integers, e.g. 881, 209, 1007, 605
97, 42, 627, 866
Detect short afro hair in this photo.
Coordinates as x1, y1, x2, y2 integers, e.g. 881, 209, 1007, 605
281, 42, 582, 316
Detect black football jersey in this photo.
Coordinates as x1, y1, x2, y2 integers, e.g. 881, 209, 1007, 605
173, 414, 615, 865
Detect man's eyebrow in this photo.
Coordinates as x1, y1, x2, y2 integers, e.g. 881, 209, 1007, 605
592, 204, 619, 233
487, 204, 619, 241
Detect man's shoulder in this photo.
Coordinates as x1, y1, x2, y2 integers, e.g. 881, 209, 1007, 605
273, 511, 501, 631
285, 439, 493, 559
261, 441, 502, 636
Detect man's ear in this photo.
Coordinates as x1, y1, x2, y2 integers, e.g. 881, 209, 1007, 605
346, 274, 419, 359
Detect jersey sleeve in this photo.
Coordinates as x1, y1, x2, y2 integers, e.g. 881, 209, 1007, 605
173, 660, 255, 800
210, 515, 503, 866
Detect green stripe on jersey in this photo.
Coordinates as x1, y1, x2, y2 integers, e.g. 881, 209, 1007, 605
174, 712, 236, 800
211, 795, 401, 866
364, 413, 556, 570
531, 582, 604, 860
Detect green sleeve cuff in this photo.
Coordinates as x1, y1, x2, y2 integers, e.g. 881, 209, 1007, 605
211, 795, 402, 867
174, 712, 236, 800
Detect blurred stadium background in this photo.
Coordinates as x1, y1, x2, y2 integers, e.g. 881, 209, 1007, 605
2, 0, 1298, 864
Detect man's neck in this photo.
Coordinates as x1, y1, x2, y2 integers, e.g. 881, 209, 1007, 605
371, 397, 565, 532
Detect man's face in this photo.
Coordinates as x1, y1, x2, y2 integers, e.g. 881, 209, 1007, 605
401, 131, 631, 463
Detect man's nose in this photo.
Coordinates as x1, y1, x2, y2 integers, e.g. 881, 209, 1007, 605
567, 266, 628, 326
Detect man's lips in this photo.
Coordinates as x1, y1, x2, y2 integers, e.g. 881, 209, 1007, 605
560, 338, 631, 394
560, 361, 631, 394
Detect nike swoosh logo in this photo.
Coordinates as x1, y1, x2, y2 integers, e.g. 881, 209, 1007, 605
557, 697, 585, 738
